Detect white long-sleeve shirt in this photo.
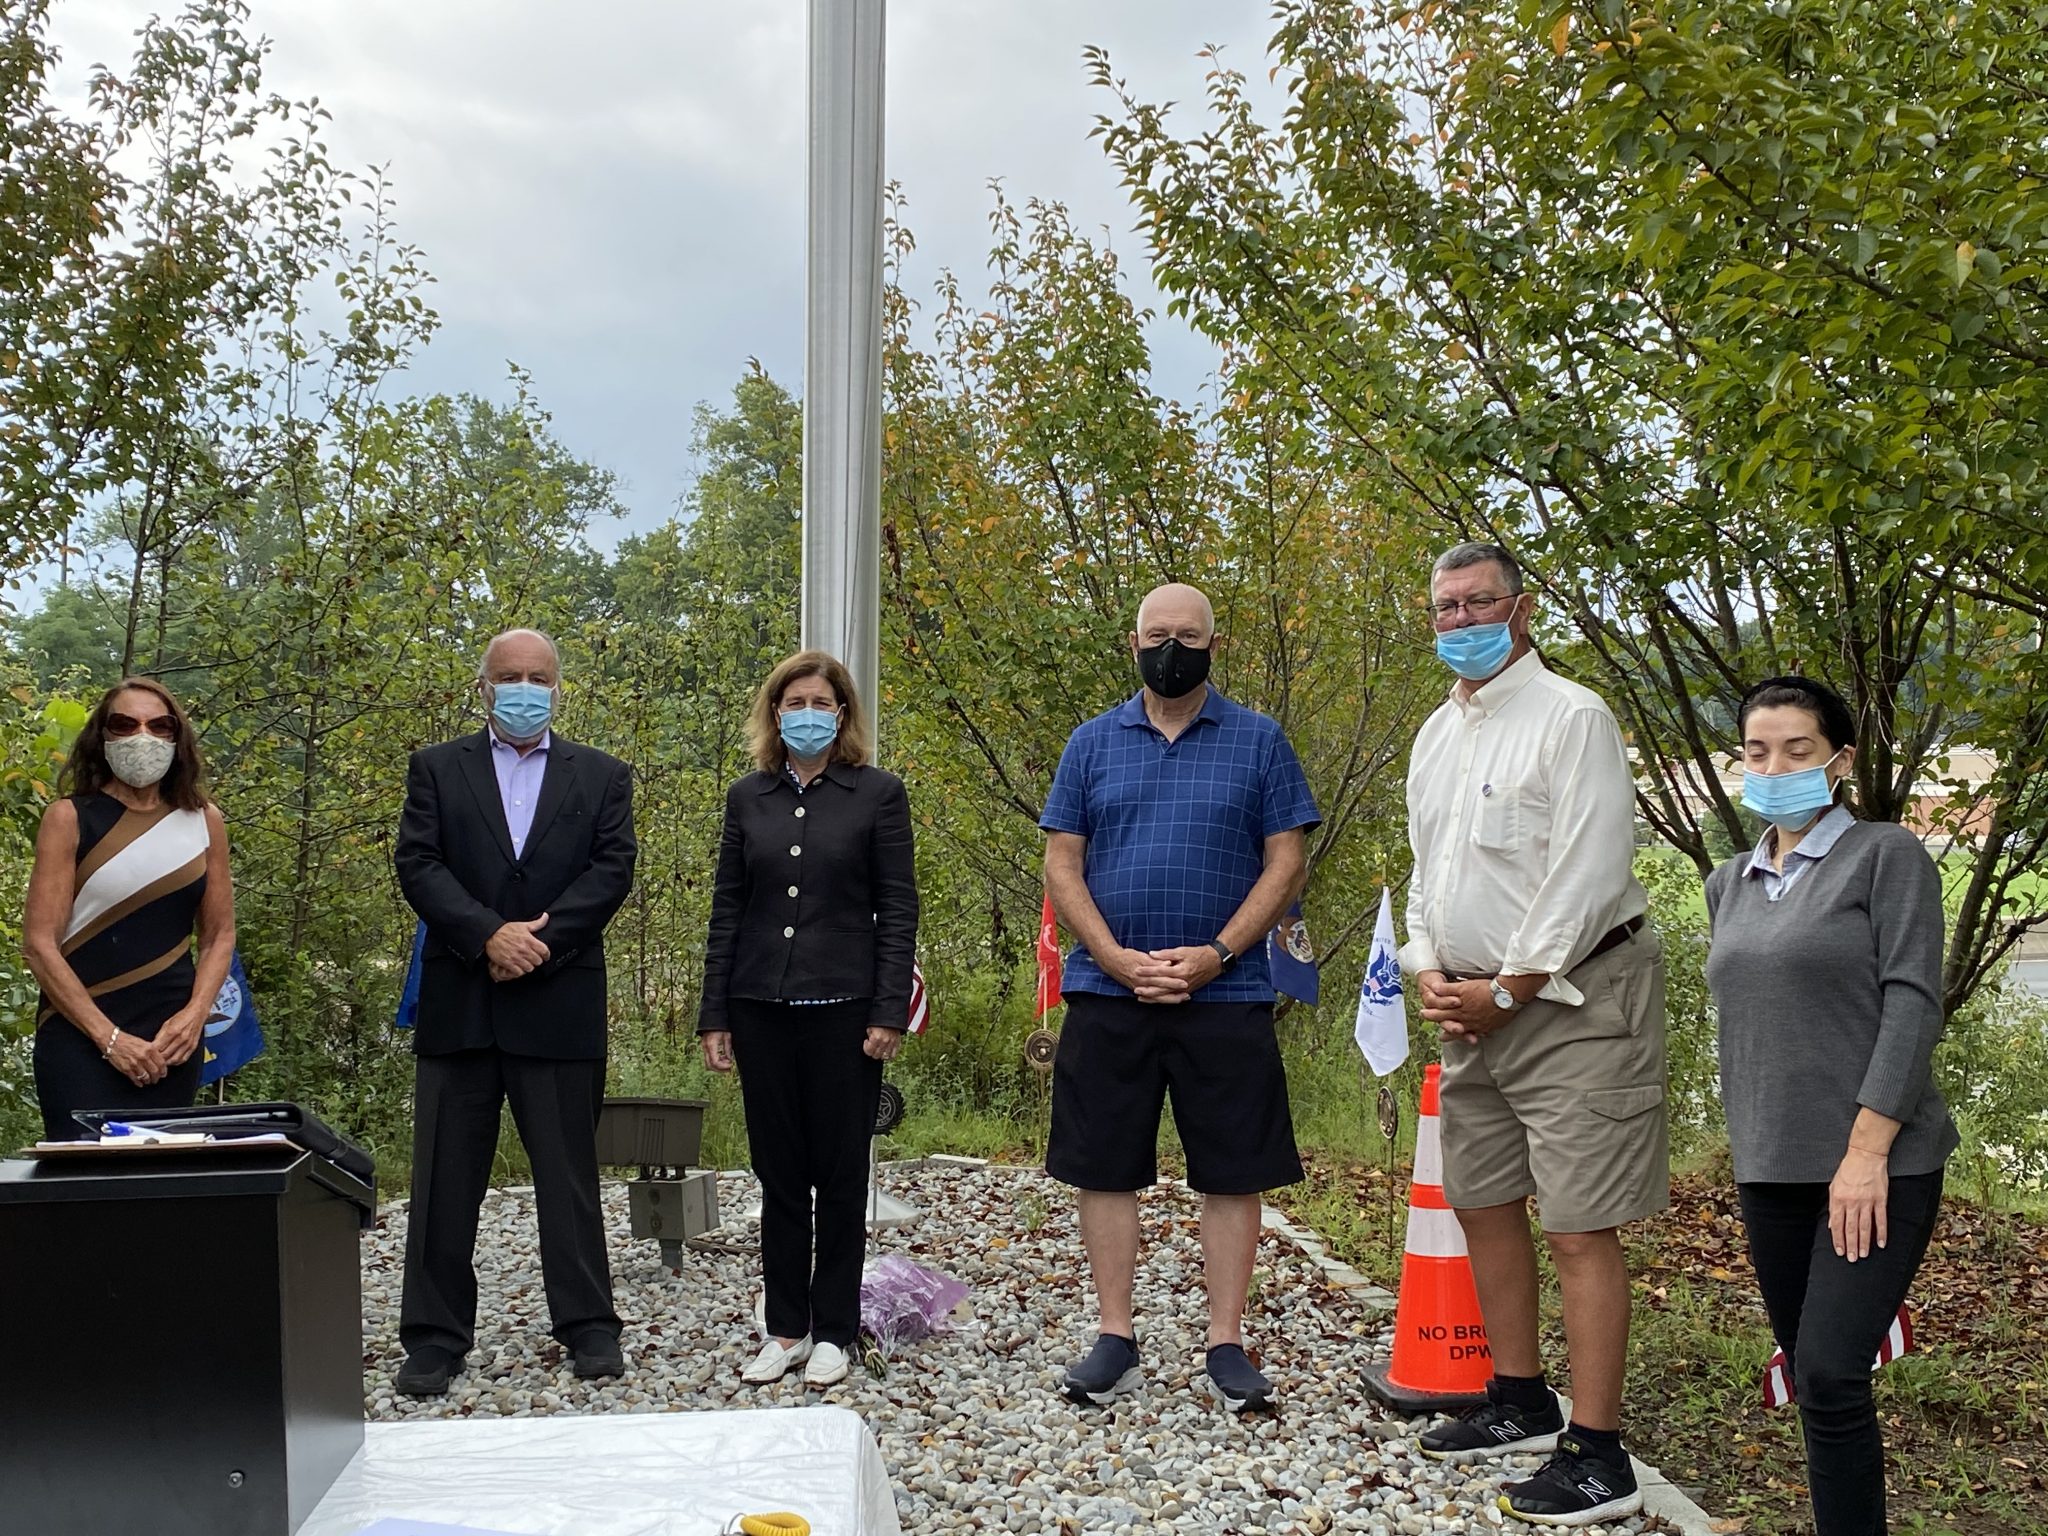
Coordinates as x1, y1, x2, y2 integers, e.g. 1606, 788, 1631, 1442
1399, 650, 1647, 1007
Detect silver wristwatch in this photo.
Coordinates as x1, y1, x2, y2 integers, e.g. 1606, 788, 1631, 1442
1488, 979, 1523, 1013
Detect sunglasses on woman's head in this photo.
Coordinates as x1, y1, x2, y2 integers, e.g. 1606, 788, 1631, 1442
105, 712, 179, 740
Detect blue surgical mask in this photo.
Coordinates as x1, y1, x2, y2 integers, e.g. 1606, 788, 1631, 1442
780, 707, 841, 760
1434, 620, 1516, 681
490, 680, 555, 741
1742, 755, 1844, 830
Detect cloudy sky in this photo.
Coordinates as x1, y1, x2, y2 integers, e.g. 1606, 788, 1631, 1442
45, 1, 1286, 540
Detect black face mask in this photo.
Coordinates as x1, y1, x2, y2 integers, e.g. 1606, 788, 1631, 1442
1137, 638, 1212, 699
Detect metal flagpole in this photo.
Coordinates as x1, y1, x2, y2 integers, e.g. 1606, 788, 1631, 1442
802, 0, 886, 723
805, 0, 916, 1235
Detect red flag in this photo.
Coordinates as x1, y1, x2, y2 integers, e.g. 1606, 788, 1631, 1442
1035, 893, 1063, 1018
906, 961, 929, 1035
1763, 1303, 1912, 1408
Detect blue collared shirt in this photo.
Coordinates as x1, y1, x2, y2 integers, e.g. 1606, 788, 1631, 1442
1744, 801, 1856, 902
489, 728, 551, 858
1040, 688, 1321, 1003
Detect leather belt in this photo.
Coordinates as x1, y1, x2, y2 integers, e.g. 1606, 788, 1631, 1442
1439, 915, 1644, 984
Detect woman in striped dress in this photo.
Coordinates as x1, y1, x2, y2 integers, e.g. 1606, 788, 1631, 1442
23, 678, 236, 1140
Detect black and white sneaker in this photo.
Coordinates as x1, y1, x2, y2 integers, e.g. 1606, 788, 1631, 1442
1498, 1433, 1642, 1526
1062, 1333, 1141, 1406
1417, 1380, 1564, 1463
1203, 1343, 1274, 1413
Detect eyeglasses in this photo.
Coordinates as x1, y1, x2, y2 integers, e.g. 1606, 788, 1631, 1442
105, 712, 180, 740
1427, 593, 1518, 622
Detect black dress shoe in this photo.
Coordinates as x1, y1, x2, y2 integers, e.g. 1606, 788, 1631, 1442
395, 1345, 461, 1397
571, 1334, 625, 1380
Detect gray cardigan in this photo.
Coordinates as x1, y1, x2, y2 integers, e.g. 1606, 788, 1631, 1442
1704, 818, 1959, 1183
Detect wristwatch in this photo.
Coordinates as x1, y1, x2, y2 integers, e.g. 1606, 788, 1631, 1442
1488, 978, 1523, 1013
1208, 939, 1237, 969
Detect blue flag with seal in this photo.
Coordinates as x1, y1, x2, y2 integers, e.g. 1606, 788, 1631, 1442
394, 920, 427, 1031
199, 950, 265, 1085
1266, 900, 1320, 1006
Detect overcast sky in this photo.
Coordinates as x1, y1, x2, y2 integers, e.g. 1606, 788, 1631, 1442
44, 1, 1285, 543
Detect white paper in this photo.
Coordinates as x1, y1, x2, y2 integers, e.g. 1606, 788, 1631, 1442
351, 1522, 540, 1536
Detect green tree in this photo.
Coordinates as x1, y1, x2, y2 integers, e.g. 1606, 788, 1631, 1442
1092, 0, 2048, 1012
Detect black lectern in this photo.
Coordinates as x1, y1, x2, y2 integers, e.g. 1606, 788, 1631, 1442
0, 1141, 374, 1536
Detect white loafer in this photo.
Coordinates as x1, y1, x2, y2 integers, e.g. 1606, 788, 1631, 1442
741, 1335, 813, 1384
804, 1340, 850, 1387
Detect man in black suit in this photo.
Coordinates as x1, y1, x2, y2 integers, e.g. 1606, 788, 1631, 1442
392, 627, 637, 1396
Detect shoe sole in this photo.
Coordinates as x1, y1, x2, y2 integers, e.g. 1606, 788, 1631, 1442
1062, 1364, 1142, 1407
573, 1360, 624, 1380
805, 1363, 851, 1388
1497, 1490, 1644, 1527
1418, 1429, 1561, 1464
1203, 1373, 1274, 1415
395, 1374, 454, 1397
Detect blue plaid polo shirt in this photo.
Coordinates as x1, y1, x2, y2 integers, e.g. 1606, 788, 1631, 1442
1040, 688, 1321, 1003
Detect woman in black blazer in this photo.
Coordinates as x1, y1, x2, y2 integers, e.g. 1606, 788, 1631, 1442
699, 649, 919, 1389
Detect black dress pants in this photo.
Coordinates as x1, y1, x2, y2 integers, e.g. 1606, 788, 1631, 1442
1738, 1169, 1945, 1536
728, 999, 882, 1347
399, 1047, 621, 1356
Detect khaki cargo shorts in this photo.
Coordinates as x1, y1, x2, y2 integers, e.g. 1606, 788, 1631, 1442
1438, 924, 1670, 1234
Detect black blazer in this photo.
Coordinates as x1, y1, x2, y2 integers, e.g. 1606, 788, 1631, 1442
395, 730, 636, 1059
698, 762, 918, 1034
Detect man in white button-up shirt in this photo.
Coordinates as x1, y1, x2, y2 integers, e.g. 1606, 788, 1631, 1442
1399, 543, 1668, 1526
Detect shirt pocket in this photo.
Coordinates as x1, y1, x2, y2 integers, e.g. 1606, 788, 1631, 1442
1470, 782, 1521, 851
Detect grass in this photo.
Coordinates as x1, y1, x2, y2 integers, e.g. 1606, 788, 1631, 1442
1273, 1141, 2048, 1536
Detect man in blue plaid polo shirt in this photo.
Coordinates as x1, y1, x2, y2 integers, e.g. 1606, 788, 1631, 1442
1040, 582, 1321, 1414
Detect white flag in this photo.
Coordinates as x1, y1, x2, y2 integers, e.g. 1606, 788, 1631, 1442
1354, 887, 1410, 1076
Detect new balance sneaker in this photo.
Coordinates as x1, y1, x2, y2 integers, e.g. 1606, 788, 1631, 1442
1062, 1333, 1141, 1406
1417, 1380, 1564, 1463
1203, 1343, 1274, 1414
1498, 1433, 1642, 1526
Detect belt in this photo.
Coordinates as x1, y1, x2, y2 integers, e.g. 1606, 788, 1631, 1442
1440, 915, 1644, 984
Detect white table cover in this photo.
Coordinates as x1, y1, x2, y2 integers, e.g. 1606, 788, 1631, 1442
298, 1408, 901, 1536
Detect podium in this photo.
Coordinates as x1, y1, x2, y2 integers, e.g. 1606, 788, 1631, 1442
0, 1142, 375, 1536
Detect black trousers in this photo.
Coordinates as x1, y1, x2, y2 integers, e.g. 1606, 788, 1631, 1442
399, 1047, 621, 1356
1738, 1169, 1945, 1536
728, 999, 882, 1347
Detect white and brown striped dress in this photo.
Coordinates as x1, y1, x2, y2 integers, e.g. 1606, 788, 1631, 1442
32, 792, 212, 1139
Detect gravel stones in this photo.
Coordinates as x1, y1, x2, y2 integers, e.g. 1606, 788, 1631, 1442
362, 1161, 1670, 1536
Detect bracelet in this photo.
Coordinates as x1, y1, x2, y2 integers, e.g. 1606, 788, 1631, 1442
102, 1026, 120, 1060
1848, 1141, 1891, 1158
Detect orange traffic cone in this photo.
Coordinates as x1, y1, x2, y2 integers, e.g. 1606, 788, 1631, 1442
1361, 1063, 1492, 1414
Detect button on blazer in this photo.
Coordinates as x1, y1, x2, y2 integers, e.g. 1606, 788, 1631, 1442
698, 762, 918, 1033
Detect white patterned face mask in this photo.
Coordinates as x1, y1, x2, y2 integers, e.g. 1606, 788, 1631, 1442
104, 733, 176, 788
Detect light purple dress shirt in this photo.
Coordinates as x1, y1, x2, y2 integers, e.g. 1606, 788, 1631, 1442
490, 729, 551, 858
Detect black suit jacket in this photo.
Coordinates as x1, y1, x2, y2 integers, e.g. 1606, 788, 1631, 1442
395, 730, 637, 1059
698, 762, 918, 1034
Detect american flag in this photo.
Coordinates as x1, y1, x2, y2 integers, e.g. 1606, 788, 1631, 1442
1763, 1303, 1912, 1408
906, 961, 929, 1035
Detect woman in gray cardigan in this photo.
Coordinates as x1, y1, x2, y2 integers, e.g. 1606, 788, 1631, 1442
1704, 676, 1957, 1536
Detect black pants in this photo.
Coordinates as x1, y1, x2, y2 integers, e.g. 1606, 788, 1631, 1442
399, 1047, 620, 1357
1738, 1169, 1945, 1536
33, 1019, 201, 1140
728, 999, 882, 1347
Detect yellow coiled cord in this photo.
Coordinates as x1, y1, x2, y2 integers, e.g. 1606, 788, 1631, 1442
735, 1515, 810, 1536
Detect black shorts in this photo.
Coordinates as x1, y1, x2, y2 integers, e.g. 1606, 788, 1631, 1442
1046, 992, 1302, 1196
